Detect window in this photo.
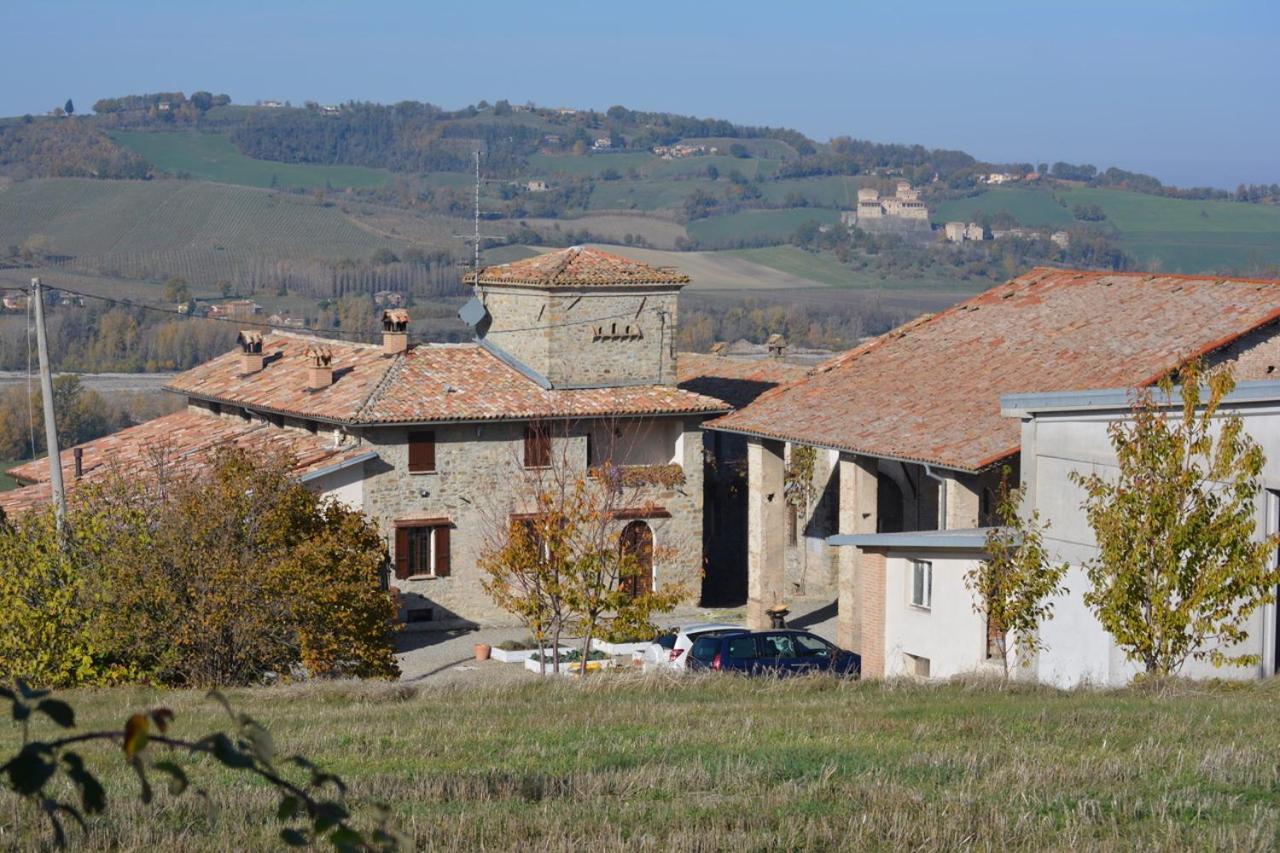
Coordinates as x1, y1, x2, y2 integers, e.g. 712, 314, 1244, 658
910, 559, 932, 610
393, 522, 451, 579
986, 616, 1005, 660
761, 634, 797, 658
793, 634, 833, 659
727, 636, 760, 661
408, 430, 436, 473
524, 424, 551, 469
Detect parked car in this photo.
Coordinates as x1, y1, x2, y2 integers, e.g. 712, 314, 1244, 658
686, 630, 861, 678
641, 623, 748, 672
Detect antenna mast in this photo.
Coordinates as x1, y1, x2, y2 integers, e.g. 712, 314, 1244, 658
473, 149, 481, 272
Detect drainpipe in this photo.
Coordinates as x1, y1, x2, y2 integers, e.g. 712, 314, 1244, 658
923, 463, 946, 530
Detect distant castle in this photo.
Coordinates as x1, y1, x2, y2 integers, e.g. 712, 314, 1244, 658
841, 181, 930, 233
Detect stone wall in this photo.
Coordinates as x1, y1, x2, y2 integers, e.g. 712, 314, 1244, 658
478, 284, 680, 387
1208, 319, 1280, 380
359, 415, 706, 629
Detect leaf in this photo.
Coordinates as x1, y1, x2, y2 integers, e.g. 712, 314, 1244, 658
35, 699, 75, 729
206, 690, 237, 724
130, 759, 152, 805
242, 719, 275, 764
153, 760, 188, 796
328, 826, 364, 851
204, 733, 254, 769
281, 828, 310, 846
277, 794, 302, 821
123, 713, 149, 759
4, 745, 56, 795
61, 753, 106, 814
15, 679, 49, 701
149, 708, 175, 734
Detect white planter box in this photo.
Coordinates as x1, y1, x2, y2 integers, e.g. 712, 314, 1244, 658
492, 645, 574, 664
524, 655, 615, 675
590, 639, 651, 657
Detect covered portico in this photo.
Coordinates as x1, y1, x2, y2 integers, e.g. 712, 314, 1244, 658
736, 434, 991, 676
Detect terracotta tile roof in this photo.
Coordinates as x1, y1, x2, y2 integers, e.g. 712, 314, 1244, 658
167, 332, 392, 422
708, 267, 1280, 472
166, 334, 728, 425
677, 353, 811, 410
1, 409, 371, 516
462, 246, 691, 288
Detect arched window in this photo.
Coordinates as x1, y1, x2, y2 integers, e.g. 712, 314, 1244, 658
619, 520, 654, 597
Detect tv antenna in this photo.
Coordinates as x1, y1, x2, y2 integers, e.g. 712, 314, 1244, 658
453, 149, 505, 277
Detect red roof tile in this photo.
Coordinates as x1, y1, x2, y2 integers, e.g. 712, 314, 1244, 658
1, 409, 371, 516
166, 334, 728, 424
677, 353, 811, 410
709, 268, 1280, 472
463, 246, 690, 288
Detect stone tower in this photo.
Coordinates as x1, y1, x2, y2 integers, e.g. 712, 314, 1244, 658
463, 246, 690, 388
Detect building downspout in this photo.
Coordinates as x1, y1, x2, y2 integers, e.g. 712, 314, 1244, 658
923, 463, 946, 530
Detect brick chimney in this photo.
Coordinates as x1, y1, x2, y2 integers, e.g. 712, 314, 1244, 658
305, 344, 334, 390
382, 308, 409, 355
765, 333, 788, 359
238, 330, 265, 373
73, 447, 83, 479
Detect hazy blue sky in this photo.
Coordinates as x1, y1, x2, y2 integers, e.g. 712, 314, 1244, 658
4, 0, 1277, 187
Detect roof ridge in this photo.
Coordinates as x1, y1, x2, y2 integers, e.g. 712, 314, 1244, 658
354, 351, 407, 421
270, 329, 384, 349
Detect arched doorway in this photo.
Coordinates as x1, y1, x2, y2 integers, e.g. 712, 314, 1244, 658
620, 520, 654, 597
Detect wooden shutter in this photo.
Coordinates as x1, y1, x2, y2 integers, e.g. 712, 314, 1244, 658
434, 526, 451, 577
524, 425, 549, 468
394, 527, 409, 579
408, 430, 435, 473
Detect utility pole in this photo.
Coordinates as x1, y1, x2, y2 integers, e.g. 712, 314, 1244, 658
31, 277, 66, 529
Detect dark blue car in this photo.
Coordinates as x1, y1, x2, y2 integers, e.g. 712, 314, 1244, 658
687, 630, 861, 678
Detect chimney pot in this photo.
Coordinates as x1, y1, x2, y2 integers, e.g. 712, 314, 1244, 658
382, 308, 410, 355
237, 330, 265, 374
73, 447, 83, 479
304, 344, 334, 390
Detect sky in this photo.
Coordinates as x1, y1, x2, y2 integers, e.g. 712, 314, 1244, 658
4, 0, 1277, 188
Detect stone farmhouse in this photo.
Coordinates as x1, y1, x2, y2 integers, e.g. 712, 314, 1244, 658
707, 267, 1280, 679
1, 247, 732, 629
834, 379, 1280, 685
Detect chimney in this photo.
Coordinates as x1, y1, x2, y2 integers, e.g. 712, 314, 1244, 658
73, 447, 83, 479
305, 344, 334, 390
765, 333, 788, 359
237, 330, 265, 373
382, 308, 409, 355
709, 341, 727, 357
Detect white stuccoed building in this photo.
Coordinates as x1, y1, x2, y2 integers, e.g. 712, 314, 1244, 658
830, 380, 1280, 686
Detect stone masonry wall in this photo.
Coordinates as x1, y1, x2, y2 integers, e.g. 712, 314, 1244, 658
360, 416, 706, 629
478, 284, 680, 387
1208, 320, 1280, 380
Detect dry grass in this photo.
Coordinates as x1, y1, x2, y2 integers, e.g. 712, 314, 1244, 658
2, 676, 1279, 850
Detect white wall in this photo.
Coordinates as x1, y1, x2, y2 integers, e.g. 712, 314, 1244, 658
307, 460, 366, 510
882, 551, 1002, 679
588, 418, 683, 467
1023, 401, 1280, 685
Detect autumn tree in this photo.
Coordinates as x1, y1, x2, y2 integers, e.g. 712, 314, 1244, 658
480, 421, 688, 674
966, 472, 1069, 679
1072, 361, 1280, 678
0, 448, 399, 687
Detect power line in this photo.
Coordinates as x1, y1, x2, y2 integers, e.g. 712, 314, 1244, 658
33, 285, 375, 340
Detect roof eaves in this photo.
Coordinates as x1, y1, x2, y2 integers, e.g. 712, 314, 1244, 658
702, 421, 982, 474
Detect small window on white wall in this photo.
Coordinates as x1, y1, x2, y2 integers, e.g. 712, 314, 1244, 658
910, 559, 932, 610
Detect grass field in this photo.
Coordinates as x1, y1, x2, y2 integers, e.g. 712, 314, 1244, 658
4, 677, 1278, 849
0, 178, 408, 286
930, 187, 1074, 228
931, 186, 1280, 273
521, 214, 688, 249
687, 208, 842, 247
111, 132, 392, 191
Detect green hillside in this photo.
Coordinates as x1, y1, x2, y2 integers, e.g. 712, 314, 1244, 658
0, 178, 406, 286
931, 185, 1280, 273
687, 208, 842, 246
931, 187, 1073, 227
111, 131, 392, 191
